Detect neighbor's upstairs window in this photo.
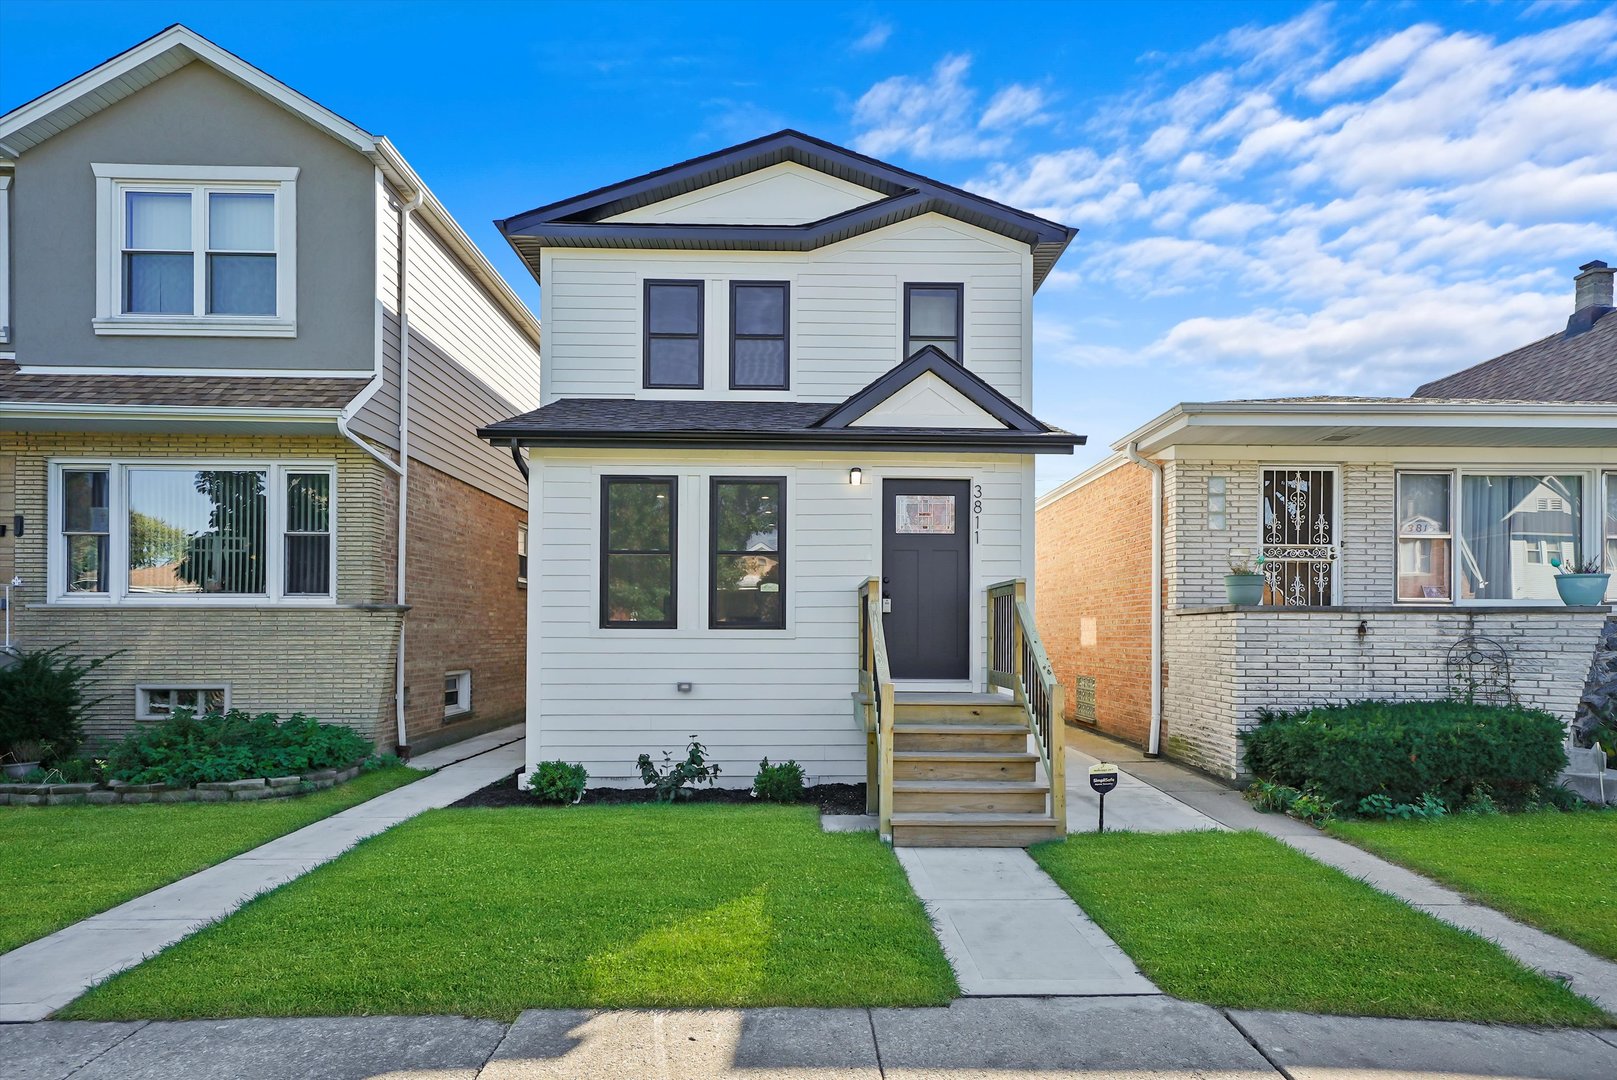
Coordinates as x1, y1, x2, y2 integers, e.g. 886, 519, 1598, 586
644, 280, 704, 388
1396, 472, 1452, 602
601, 477, 677, 628
93, 164, 297, 336
904, 283, 963, 361
1459, 474, 1582, 602
710, 478, 785, 629
730, 282, 789, 389
51, 462, 335, 603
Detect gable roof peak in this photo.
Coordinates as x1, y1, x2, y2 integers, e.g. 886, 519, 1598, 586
814, 347, 1048, 433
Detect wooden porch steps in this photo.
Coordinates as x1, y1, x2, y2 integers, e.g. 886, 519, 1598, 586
890, 811, 1061, 848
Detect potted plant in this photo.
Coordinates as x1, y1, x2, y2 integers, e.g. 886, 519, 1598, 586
1224, 552, 1267, 605
1553, 557, 1611, 607
2, 741, 47, 780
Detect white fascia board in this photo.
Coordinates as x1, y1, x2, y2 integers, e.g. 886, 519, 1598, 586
1035, 451, 1131, 510
0, 26, 374, 152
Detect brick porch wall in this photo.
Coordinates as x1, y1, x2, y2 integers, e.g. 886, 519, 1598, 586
1035, 461, 1155, 747
400, 458, 526, 753
2, 431, 402, 746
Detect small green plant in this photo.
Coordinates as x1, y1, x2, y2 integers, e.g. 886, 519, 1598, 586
0, 643, 119, 764
1288, 786, 1340, 825
362, 753, 402, 772
1245, 779, 1299, 813
753, 758, 805, 803
1356, 791, 1447, 820
1245, 779, 1337, 823
636, 737, 722, 802
528, 760, 589, 805
1459, 785, 1501, 816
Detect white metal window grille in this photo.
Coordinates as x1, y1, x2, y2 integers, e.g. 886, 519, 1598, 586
1260, 468, 1337, 606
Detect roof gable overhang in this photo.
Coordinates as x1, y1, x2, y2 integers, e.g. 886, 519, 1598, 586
1115, 400, 1617, 455
816, 346, 1046, 432
498, 130, 1076, 289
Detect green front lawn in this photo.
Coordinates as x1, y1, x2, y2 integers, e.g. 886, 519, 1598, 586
1032, 830, 1607, 1027
61, 805, 957, 1020
1329, 811, 1617, 962
0, 766, 422, 954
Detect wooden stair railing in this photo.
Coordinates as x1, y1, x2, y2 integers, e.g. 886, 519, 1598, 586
986, 579, 1067, 832
857, 577, 896, 840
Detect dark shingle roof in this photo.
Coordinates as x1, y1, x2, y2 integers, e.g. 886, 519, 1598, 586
0, 363, 369, 410
478, 398, 1081, 454
1412, 312, 1617, 402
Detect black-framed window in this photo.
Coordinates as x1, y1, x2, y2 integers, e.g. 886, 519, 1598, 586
730, 281, 789, 389
601, 476, 677, 628
644, 280, 704, 388
710, 477, 785, 629
904, 282, 963, 361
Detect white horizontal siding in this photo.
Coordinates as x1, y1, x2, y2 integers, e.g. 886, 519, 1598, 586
540, 213, 1030, 406
525, 447, 1034, 784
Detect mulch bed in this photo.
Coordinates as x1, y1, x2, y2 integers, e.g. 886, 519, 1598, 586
450, 770, 869, 815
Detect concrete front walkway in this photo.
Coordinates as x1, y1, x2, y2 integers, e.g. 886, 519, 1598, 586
6, 1001, 1615, 1079
1065, 727, 1617, 1015
0, 737, 522, 1022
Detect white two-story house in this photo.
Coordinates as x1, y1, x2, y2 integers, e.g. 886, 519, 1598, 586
0, 26, 542, 757
481, 131, 1082, 845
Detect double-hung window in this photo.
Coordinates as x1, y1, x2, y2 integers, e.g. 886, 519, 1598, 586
1395, 472, 1452, 602
601, 477, 677, 628
644, 280, 703, 388
52, 462, 335, 603
730, 281, 789, 389
904, 283, 963, 361
93, 165, 297, 336
710, 478, 785, 629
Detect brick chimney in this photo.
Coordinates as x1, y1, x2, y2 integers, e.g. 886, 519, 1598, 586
1568, 259, 1614, 338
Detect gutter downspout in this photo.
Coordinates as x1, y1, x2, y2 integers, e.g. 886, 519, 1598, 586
1125, 442, 1164, 757
393, 189, 424, 756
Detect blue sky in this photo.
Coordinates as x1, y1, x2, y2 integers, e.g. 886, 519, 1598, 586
4, 1, 1614, 490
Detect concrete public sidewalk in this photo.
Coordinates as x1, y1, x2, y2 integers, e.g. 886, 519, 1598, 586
5, 999, 1615, 1079
1065, 727, 1617, 1015
0, 730, 523, 1022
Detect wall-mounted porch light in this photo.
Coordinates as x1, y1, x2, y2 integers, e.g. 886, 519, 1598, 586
849, 467, 863, 486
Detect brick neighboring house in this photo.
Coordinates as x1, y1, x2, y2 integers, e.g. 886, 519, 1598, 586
1036, 261, 1617, 779
0, 26, 541, 756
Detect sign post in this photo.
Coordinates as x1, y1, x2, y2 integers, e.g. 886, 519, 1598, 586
1088, 763, 1119, 833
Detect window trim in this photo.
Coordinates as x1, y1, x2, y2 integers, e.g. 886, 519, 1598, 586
92, 164, 299, 337
1606, 472, 1617, 602
0, 173, 11, 344
642, 279, 705, 389
135, 683, 231, 722
1393, 470, 1454, 605
600, 475, 679, 629
443, 670, 472, 719
728, 280, 790, 390
517, 523, 529, 586
708, 475, 787, 630
46, 458, 337, 606
903, 282, 964, 363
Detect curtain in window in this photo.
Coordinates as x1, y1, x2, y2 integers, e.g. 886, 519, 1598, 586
128, 469, 267, 594
124, 191, 193, 314
285, 473, 331, 595
207, 193, 276, 315
1459, 475, 1581, 600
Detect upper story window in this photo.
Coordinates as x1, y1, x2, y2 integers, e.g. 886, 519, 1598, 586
644, 280, 704, 388
730, 282, 789, 390
905, 283, 963, 361
92, 164, 298, 337
51, 461, 335, 604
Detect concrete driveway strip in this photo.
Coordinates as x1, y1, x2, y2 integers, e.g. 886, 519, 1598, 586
897, 847, 1158, 997
0, 741, 522, 1022
1228, 1009, 1617, 1080
1064, 745, 1226, 834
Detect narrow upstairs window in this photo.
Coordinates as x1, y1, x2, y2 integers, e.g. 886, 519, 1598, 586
904, 283, 963, 361
644, 280, 703, 388
730, 282, 789, 389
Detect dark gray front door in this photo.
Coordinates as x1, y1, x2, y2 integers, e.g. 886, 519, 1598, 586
882, 479, 970, 680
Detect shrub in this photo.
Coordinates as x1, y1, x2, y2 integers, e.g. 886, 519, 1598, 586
528, 760, 589, 804
0, 643, 117, 763
635, 737, 721, 802
1356, 792, 1447, 821
1241, 699, 1566, 810
753, 758, 805, 803
103, 708, 373, 785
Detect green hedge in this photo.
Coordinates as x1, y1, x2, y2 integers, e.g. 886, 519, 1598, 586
105, 709, 374, 786
1240, 700, 1567, 809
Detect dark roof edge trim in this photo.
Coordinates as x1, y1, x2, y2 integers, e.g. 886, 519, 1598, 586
815, 346, 1046, 432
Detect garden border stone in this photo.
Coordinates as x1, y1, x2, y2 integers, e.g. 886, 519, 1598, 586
0, 759, 370, 806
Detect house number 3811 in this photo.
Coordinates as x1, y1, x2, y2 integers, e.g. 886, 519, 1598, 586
973, 483, 983, 542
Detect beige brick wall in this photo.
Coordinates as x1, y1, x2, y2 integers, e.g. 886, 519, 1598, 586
2, 431, 403, 746
1164, 608, 1607, 779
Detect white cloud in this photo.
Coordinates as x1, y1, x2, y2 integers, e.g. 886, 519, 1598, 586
851, 20, 893, 54
980, 84, 1051, 130
851, 54, 1013, 160
1305, 24, 1442, 98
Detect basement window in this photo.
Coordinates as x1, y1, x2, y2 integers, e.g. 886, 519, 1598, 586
444, 670, 472, 718
137, 684, 229, 721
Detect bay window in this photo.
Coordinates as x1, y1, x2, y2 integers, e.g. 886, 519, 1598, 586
710, 477, 785, 629
93, 164, 297, 336
51, 462, 335, 603
601, 476, 677, 628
